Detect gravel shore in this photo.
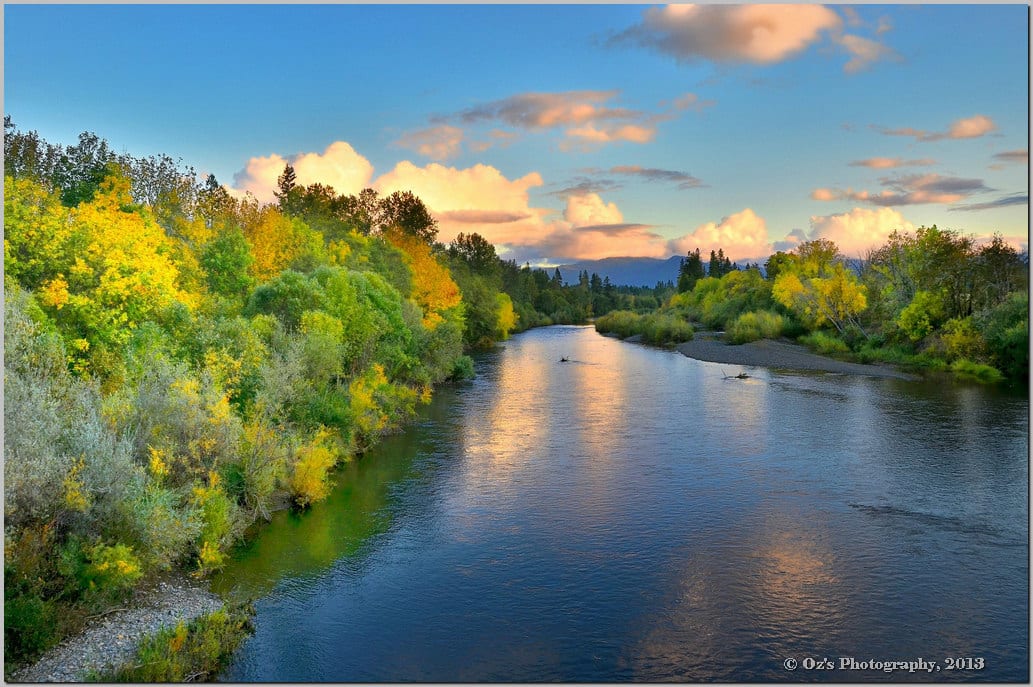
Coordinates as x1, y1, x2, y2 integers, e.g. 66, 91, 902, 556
676, 334, 918, 380
10, 577, 224, 683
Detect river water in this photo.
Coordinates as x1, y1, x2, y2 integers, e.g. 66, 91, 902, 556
214, 325, 1028, 682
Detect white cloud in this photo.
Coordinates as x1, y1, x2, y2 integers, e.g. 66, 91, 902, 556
805, 207, 915, 257
229, 141, 374, 204
564, 193, 624, 227
667, 208, 772, 261
372, 160, 547, 246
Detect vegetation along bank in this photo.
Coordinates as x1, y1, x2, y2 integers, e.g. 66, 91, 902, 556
597, 240, 1028, 385
3, 119, 672, 680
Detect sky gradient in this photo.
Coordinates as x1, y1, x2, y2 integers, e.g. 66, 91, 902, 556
4, 4, 1029, 265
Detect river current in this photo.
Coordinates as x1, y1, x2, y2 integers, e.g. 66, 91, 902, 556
214, 325, 1028, 682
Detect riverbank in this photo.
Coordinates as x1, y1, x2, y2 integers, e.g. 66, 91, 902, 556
9, 575, 224, 683
675, 333, 918, 380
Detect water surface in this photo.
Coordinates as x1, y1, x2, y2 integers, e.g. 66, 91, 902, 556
216, 325, 1028, 682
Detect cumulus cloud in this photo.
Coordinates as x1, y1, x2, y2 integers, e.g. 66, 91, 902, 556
805, 207, 915, 256
564, 192, 624, 227
667, 208, 772, 261
373, 160, 545, 246
394, 125, 464, 160
849, 157, 936, 169
229, 141, 375, 204
812, 174, 991, 206
875, 114, 998, 142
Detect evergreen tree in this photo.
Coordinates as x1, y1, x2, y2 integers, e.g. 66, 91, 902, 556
678, 248, 705, 292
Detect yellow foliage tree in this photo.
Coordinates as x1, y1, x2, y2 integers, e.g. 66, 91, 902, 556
384, 227, 462, 328
241, 206, 325, 282
495, 292, 517, 340
288, 428, 338, 508
4, 175, 73, 290
774, 262, 867, 335
30, 172, 195, 374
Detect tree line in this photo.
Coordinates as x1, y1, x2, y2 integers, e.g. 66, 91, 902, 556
607, 232, 1027, 384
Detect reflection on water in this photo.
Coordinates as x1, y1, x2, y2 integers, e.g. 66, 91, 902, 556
221, 326, 1028, 682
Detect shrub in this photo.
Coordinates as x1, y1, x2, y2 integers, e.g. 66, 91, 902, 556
449, 355, 475, 382
119, 481, 199, 572
976, 291, 1029, 382
798, 330, 850, 356
939, 317, 986, 362
98, 605, 254, 683
288, 429, 339, 508
950, 358, 1005, 384
79, 542, 144, 600
639, 313, 694, 345
4, 593, 61, 663
594, 310, 642, 338
191, 473, 240, 575
728, 310, 786, 344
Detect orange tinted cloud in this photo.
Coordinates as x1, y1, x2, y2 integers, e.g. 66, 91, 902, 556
616, 4, 841, 65
394, 125, 464, 160
876, 114, 998, 142
849, 157, 936, 169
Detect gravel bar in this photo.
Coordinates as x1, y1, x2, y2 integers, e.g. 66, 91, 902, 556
10, 578, 224, 683
676, 334, 918, 380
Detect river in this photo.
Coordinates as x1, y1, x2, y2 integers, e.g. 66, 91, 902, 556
213, 325, 1028, 682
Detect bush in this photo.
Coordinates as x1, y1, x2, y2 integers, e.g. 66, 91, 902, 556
638, 313, 694, 345
976, 291, 1029, 382
798, 331, 849, 356
595, 310, 642, 338
79, 542, 143, 600
449, 355, 475, 382
4, 593, 61, 664
728, 310, 786, 344
950, 358, 1005, 384
288, 429, 339, 508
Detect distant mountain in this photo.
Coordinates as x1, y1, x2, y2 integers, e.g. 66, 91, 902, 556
554, 256, 683, 287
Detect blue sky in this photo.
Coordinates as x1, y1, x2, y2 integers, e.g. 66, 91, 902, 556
4, 4, 1028, 264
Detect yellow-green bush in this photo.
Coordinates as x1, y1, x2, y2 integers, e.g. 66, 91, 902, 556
80, 542, 143, 598
798, 330, 850, 356
97, 605, 253, 683
728, 310, 786, 344
288, 429, 339, 508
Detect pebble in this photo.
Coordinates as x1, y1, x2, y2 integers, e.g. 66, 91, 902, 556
10, 578, 224, 683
